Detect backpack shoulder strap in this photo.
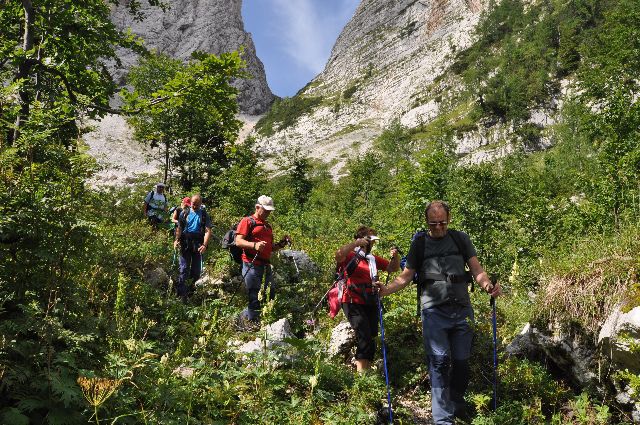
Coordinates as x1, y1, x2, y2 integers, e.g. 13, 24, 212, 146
200, 209, 208, 233
338, 248, 363, 278
413, 231, 427, 273
448, 229, 469, 261
448, 229, 474, 288
179, 206, 191, 228
245, 216, 266, 240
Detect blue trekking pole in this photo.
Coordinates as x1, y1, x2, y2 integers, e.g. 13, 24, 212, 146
378, 273, 393, 423
490, 296, 498, 410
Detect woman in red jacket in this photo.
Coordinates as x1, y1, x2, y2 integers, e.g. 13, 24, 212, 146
335, 226, 400, 372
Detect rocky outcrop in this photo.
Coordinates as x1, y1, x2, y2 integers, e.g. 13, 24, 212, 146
506, 323, 597, 388
85, 1, 273, 186
328, 321, 356, 360
508, 306, 640, 420
598, 305, 640, 374
258, 0, 489, 168
233, 318, 298, 365
279, 249, 320, 276
109, 0, 274, 115
143, 266, 171, 288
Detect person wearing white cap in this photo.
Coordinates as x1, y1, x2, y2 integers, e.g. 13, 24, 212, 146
334, 226, 400, 372
143, 183, 168, 228
234, 195, 291, 324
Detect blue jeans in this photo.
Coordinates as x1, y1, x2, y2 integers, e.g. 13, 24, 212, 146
177, 249, 202, 297
422, 304, 474, 425
240, 262, 273, 321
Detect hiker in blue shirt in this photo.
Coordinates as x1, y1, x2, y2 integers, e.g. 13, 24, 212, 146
174, 194, 212, 300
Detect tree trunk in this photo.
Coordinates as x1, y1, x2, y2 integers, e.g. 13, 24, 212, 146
164, 138, 170, 184
10, 0, 35, 145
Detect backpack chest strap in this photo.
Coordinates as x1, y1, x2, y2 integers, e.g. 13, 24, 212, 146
422, 272, 472, 284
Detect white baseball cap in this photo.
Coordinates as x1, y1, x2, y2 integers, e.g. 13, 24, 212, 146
257, 195, 275, 211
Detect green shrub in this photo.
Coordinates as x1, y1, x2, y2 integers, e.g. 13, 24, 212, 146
255, 95, 323, 136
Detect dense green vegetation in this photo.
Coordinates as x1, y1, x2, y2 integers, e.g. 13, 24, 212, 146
254, 95, 323, 137
1, 0, 639, 423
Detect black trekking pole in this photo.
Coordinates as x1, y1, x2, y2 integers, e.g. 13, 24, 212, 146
378, 273, 394, 424
230, 252, 259, 303
490, 295, 498, 411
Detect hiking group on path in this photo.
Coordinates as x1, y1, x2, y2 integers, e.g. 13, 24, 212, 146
144, 186, 502, 425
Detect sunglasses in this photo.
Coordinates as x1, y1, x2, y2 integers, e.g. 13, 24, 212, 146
427, 221, 449, 226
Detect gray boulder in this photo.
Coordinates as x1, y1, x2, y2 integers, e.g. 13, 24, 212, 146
328, 321, 356, 360
506, 323, 597, 388
598, 305, 640, 373
279, 250, 320, 276
143, 267, 170, 287
236, 318, 296, 363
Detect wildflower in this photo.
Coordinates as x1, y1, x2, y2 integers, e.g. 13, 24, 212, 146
77, 376, 122, 407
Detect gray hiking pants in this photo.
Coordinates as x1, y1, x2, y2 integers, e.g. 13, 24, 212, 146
421, 303, 474, 425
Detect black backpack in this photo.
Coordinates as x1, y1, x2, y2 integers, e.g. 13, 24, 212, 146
221, 216, 264, 263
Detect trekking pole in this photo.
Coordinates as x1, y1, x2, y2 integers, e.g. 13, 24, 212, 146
312, 283, 334, 315
490, 296, 498, 411
229, 252, 259, 303
171, 249, 176, 269
378, 273, 393, 424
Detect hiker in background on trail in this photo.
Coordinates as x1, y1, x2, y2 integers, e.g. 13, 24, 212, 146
173, 194, 212, 300
234, 195, 291, 325
379, 200, 502, 425
143, 183, 168, 229
335, 226, 400, 373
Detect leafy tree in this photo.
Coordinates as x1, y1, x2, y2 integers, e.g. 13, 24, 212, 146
123, 51, 246, 190
277, 146, 313, 208
0, 0, 165, 145
577, 0, 640, 226
208, 135, 266, 217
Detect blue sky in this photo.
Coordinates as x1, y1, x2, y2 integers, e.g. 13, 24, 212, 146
242, 0, 359, 98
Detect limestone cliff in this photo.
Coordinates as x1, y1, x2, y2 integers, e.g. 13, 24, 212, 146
109, 0, 274, 115
257, 0, 504, 170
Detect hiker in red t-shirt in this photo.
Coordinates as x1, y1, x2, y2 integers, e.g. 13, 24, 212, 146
335, 226, 400, 372
234, 195, 291, 323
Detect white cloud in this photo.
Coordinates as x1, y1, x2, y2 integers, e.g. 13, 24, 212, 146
269, 0, 358, 74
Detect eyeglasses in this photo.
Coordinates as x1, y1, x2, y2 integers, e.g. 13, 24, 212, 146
427, 221, 449, 226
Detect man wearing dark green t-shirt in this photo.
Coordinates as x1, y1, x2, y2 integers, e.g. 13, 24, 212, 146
379, 200, 501, 425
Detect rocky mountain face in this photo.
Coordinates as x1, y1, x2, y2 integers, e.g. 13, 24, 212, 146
257, 0, 490, 170
85, 0, 274, 185
109, 0, 274, 115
